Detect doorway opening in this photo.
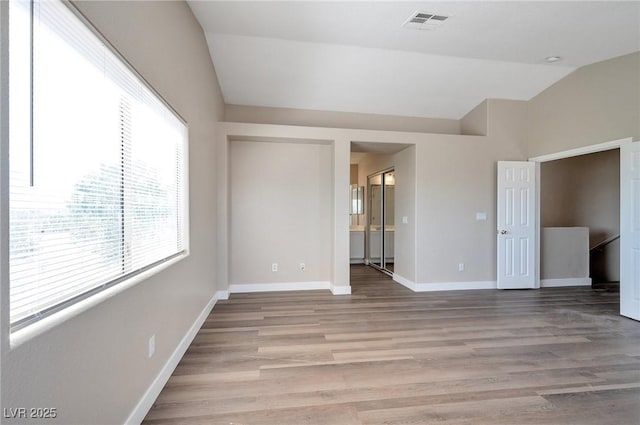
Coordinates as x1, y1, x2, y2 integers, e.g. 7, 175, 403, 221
528, 136, 638, 321
349, 141, 413, 285
540, 149, 620, 291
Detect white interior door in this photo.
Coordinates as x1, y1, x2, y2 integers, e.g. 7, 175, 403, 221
620, 142, 640, 321
497, 161, 536, 289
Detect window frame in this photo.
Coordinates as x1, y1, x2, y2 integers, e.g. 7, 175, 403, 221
5, 0, 190, 339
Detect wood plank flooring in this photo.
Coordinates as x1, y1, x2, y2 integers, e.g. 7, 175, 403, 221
143, 265, 640, 425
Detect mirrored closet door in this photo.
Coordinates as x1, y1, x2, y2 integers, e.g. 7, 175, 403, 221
367, 169, 394, 275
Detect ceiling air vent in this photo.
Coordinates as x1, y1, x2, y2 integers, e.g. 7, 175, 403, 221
403, 11, 449, 30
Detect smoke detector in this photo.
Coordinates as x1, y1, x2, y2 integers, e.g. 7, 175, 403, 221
403, 11, 450, 30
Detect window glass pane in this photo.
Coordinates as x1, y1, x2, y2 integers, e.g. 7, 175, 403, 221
129, 101, 183, 271
9, 0, 187, 329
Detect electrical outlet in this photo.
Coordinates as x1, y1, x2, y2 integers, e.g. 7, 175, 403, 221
300, 263, 305, 271
458, 263, 465, 272
148, 334, 155, 358
272, 263, 278, 272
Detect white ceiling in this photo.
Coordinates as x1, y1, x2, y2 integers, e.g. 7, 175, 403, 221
188, 1, 640, 120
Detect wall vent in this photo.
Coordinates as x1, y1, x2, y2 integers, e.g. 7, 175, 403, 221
403, 11, 449, 30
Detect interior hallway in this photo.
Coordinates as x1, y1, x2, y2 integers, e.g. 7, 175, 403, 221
143, 265, 640, 425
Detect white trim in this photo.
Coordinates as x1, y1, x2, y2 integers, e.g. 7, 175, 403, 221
541, 278, 592, 287
125, 292, 218, 425
393, 273, 417, 291
10, 253, 189, 348
181, 124, 190, 256
330, 284, 351, 295
228, 281, 330, 293
534, 161, 542, 289
414, 281, 497, 291
0, 0, 10, 357
350, 259, 365, 264
529, 137, 632, 163
530, 137, 632, 311
215, 290, 229, 300
393, 274, 497, 292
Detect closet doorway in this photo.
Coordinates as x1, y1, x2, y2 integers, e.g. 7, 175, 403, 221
367, 168, 395, 275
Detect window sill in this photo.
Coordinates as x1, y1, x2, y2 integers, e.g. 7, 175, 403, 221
9, 251, 189, 350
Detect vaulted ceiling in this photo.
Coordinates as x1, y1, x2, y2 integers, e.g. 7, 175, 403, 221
188, 1, 640, 119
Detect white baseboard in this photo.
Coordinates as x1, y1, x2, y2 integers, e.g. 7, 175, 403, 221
393, 274, 497, 292
228, 281, 331, 293
416, 281, 497, 291
350, 259, 365, 264
215, 290, 229, 300
330, 283, 352, 295
393, 273, 417, 291
126, 292, 219, 425
541, 278, 592, 287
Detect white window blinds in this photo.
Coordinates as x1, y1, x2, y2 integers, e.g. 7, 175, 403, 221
9, 0, 188, 330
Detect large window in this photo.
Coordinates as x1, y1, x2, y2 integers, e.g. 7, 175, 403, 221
8, 0, 188, 331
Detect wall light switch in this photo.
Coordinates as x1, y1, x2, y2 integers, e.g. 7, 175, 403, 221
476, 212, 487, 221
402, 216, 408, 224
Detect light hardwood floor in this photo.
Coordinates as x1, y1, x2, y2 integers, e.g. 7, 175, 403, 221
143, 265, 640, 425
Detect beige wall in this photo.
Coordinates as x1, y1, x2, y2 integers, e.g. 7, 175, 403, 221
414, 99, 528, 284
219, 98, 528, 288
226, 104, 461, 134
229, 140, 332, 285
529, 52, 638, 283
541, 149, 620, 281
541, 149, 620, 244
461, 100, 487, 136
1, 1, 224, 424
392, 146, 417, 282
350, 164, 358, 185
528, 52, 640, 158
357, 154, 393, 183
541, 227, 590, 280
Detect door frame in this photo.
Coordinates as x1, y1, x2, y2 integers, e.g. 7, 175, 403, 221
528, 136, 633, 295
